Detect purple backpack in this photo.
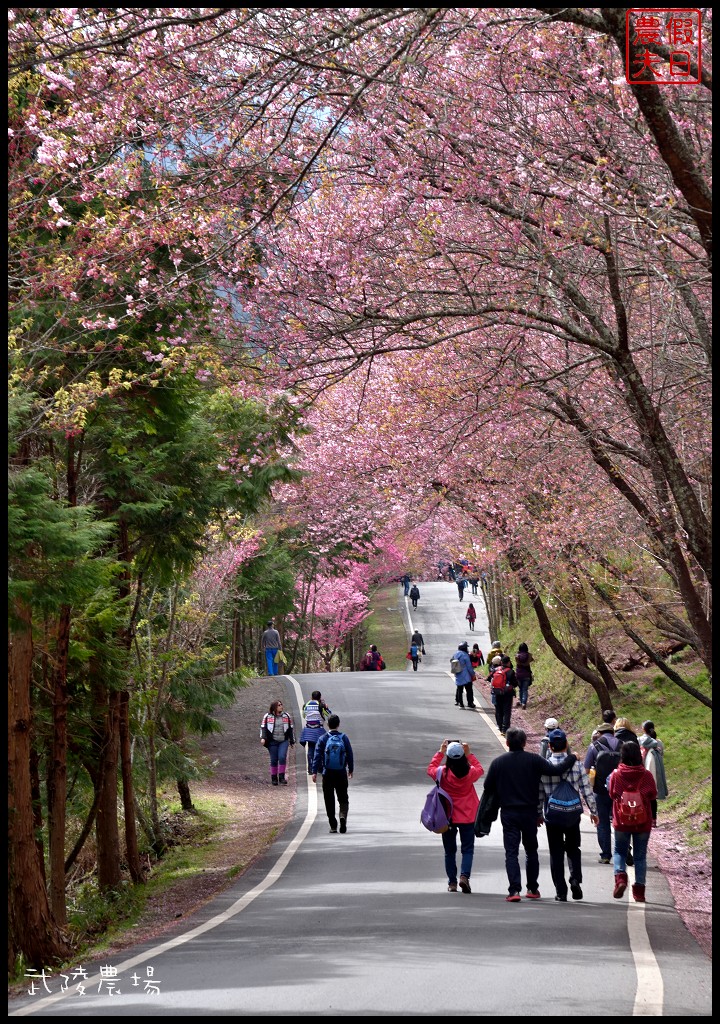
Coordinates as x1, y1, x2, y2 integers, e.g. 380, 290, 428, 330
421, 767, 454, 834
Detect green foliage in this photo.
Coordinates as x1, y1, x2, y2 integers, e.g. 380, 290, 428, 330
235, 538, 296, 625
365, 585, 409, 670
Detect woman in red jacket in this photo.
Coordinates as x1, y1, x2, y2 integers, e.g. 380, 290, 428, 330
426, 740, 484, 894
608, 741, 657, 902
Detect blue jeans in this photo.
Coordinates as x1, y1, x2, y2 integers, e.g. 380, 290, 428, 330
614, 829, 650, 885
442, 823, 475, 884
517, 680, 530, 706
501, 809, 540, 894
265, 648, 279, 675
595, 789, 613, 860
267, 739, 289, 770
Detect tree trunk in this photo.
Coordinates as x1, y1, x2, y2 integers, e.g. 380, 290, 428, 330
47, 604, 71, 926
8, 600, 70, 968
95, 687, 122, 890
177, 778, 195, 811
119, 690, 143, 882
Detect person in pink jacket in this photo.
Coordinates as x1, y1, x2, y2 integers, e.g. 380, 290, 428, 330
427, 740, 484, 894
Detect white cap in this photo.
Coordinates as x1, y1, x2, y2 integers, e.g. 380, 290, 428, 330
446, 742, 464, 759
544, 718, 559, 731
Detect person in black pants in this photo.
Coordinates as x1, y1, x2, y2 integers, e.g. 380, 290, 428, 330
492, 656, 518, 736
481, 728, 577, 901
312, 715, 354, 834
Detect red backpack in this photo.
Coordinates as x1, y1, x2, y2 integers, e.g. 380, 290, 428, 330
616, 788, 650, 830
491, 667, 509, 690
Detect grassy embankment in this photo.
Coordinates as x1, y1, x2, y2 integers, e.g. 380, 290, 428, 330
368, 588, 712, 857
365, 584, 411, 669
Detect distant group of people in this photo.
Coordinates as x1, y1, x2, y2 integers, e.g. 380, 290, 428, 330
449, 639, 534, 727
260, 690, 354, 834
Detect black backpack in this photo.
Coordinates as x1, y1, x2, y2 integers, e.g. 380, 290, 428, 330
594, 746, 621, 794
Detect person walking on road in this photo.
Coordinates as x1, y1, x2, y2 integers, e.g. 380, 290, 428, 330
456, 576, 467, 601
260, 699, 295, 786
514, 642, 534, 710
608, 741, 657, 902
261, 621, 282, 676
312, 715, 354, 834
408, 641, 422, 672
469, 644, 484, 672
427, 740, 484, 893
539, 729, 598, 902
299, 690, 332, 775
409, 583, 421, 609
491, 655, 517, 736
540, 718, 559, 759
465, 602, 477, 631
639, 721, 669, 801
583, 719, 621, 863
481, 727, 577, 901
401, 573, 411, 596
411, 629, 426, 655
450, 641, 476, 710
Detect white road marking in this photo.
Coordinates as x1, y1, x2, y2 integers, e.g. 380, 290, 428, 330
10, 675, 315, 1018
628, 897, 664, 1015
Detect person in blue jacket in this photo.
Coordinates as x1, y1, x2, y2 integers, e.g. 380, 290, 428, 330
312, 715, 354, 834
451, 641, 476, 710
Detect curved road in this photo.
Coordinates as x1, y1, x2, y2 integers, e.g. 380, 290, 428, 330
10, 583, 711, 1016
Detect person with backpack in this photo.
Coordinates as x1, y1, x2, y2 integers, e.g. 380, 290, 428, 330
480, 727, 578, 902
584, 719, 621, 864
491, 655, 517, 736
299, 690, 332, 775
409, 583, 421, 609
456, 576, 467, 601
426, 740, 484, 893
514, 642, 534, 710
312, 715, 354, 834
408, 641, 421, 671
469, 643, 484, 672
450, 641, 476, 709
539, 729, 598, 902
360, 645, 384, 671
465, 603, 477, 631
607, 741, 657, 902
259, 699, 295, 786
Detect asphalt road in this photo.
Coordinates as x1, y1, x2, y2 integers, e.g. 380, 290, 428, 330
10, 583, 712, 1016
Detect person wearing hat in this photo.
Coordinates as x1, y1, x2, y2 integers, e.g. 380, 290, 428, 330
487, 640, 504, 664
583, 717, 622, 864
539, 718, 560, 759
450, 641, 476, 710
481, 727, 577, 901
540, 730, 598, 901
426, 739, 485, 893
486, 653, 503, 709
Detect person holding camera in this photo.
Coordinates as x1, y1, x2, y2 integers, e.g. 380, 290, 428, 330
426, 740, 484, 894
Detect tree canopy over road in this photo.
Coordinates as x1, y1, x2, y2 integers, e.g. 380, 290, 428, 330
8, 7, 711, 970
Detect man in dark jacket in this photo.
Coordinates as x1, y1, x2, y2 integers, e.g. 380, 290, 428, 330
481, 727, 577, 901
584, 720, 621, 863
409, 583, 421, 609
312, 715, 354, 834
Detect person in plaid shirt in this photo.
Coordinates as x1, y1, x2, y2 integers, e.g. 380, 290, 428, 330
539, 729, 598, 902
